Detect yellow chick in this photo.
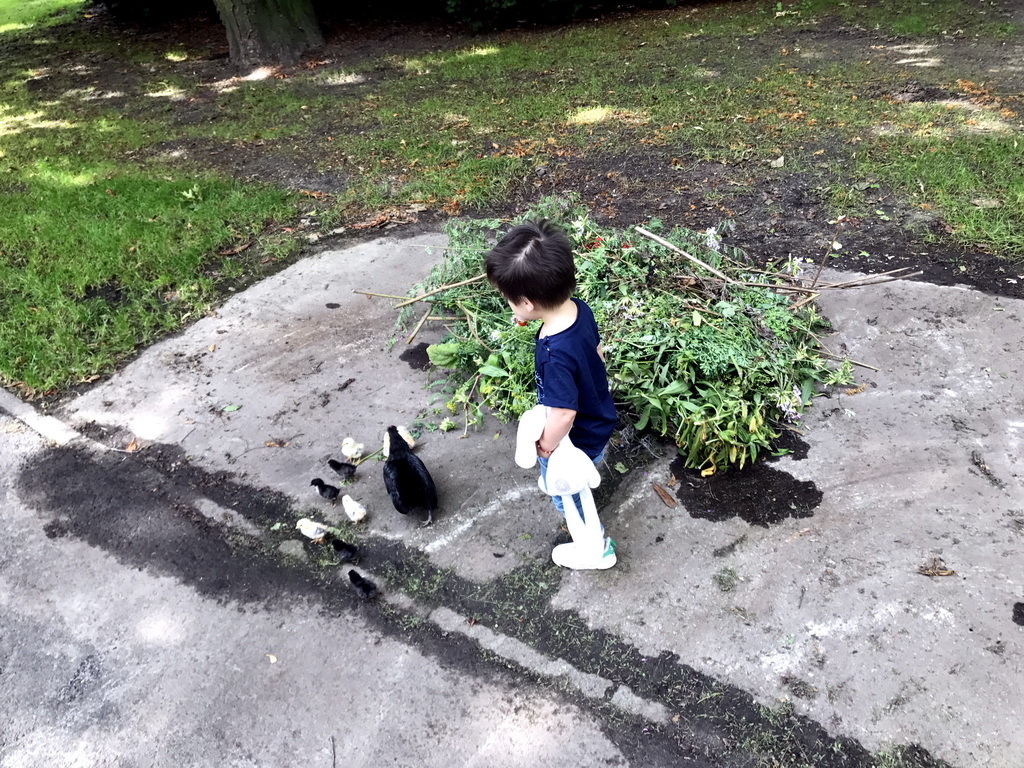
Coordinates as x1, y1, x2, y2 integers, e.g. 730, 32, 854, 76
341, 437, 364, 461
341, 494, 367, 523
295, 518, 331, 543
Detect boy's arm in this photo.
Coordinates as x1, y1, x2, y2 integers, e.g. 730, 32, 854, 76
537, 407, 576, 457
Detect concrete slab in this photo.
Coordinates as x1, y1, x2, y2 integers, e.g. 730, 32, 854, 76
62, 233, 559, 580
553, 271, 1024, 767
0, 410, 626, 768
36, 232, 1024, 766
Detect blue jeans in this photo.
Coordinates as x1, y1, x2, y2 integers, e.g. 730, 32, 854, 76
538, 447, 605, 524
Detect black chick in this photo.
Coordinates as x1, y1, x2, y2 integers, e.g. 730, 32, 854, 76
328, 459, 357, 481
382, 425, 437, 526
331, 539, 359, 564
348, 569, 378, 600
310, 478, 340, 503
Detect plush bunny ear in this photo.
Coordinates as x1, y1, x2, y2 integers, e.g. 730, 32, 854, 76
515, 405, 547, 468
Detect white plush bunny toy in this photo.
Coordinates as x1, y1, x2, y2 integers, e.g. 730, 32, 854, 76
515, 404, 614, 569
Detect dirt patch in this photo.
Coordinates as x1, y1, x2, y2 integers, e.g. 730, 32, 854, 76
399, 341, 432, 369
669, 433, 823, 527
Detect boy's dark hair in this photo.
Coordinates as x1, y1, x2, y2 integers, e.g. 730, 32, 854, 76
484, 219, 576, 309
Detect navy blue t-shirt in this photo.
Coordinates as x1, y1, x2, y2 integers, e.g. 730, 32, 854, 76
535, 298, 617, 459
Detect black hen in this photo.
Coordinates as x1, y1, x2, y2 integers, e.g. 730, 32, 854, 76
382, 425, 437, 526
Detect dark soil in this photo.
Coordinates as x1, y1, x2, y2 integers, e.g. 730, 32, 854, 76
670, 432, 823, 527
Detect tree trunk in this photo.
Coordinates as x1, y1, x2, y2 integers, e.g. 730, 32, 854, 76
212, 0, 324, 69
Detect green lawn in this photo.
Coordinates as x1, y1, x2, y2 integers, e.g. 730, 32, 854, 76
0, 0, 84, 33
0, 0, 1021, 397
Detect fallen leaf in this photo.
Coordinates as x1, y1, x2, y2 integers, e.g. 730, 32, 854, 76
652, 483, 677, 508
264, 438, 290, 448
352, 212, 390, 230
223, 404, 241, 412
971, 197, 1002, 209
218, 242, 252, 256
125, 437, 140, 452
918, 557, 956, 577
208, 344, 216, 352
700, 466, 716, 477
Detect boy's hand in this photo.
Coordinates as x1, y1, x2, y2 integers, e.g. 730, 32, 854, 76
538, 407, 576, 457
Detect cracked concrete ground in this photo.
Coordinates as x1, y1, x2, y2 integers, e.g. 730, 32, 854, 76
2, 231, 1022, 767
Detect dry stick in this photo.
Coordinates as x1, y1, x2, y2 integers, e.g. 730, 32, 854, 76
787, 292, 821, 312
822, 270, 923, 290
353, 289, 408, 300
811, 219, 846, 289
818, 351, 880, 372
807, 330, 837, 357
405, 306, 432, 344
634, 227, 739, 285
816, 266, 913, 288
393, 273, 488, 308
733, 280, 820, 295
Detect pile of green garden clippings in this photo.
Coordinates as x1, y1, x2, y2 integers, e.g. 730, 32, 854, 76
399, 196, 852, 473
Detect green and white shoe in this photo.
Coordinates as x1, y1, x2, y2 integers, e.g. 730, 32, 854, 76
552, 538, 617, 570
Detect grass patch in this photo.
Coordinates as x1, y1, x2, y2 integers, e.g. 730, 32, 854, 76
0, 166, 294, 395
1, 0, 1022, 397
0, 0, 84, 34
861, 132, 1024, 252
797, 0, 1017, 38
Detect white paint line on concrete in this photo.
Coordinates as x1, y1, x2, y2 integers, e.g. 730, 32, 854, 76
428, 605, 670, 724
423, 486, 528, 554
611, 684, 670, 723
0, 388, 82, 446
194, 498, 265, 539
431, 606, 613, 701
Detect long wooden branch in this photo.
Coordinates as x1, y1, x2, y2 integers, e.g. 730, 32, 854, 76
404, 307, 432, 344
818, 270, 923, 290
634, 227, 739, 285
393, 273, 488, 308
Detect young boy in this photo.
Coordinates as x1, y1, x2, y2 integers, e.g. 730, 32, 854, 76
485, 219, 617, 570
